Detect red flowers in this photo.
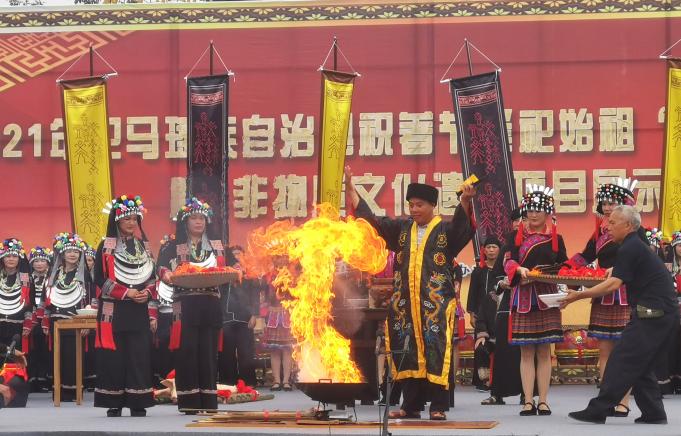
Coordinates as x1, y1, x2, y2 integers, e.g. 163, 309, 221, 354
557, 265, 607, 278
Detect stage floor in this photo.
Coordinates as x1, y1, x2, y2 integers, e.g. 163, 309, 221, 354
2, 385, 681, 436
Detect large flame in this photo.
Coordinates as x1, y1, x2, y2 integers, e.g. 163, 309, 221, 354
244, 203, 388, 383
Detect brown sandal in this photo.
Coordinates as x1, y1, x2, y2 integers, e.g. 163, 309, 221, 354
388, 409, 421, 419
430, 411, 447, 421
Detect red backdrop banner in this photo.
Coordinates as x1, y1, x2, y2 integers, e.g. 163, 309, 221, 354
0, 3, 676, 263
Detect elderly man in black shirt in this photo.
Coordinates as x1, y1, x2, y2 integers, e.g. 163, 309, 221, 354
561, 205, 679, 424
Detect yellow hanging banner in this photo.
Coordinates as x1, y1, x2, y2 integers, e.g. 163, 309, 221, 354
318, 70, 355, 212
60, 77, 113, 246
661, 59, 681, 239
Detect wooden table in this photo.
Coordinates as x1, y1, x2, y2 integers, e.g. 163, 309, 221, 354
53, 316, 97, 406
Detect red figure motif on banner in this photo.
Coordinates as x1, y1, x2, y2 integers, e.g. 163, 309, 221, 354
478, 183, 508, 243
193, 112, 219, 176
467, 112, 500, 174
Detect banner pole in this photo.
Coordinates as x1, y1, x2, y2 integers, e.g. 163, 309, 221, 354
333, 36, 338, 71
209, 40, 214, 76
89, 45, 94, 77
464, 39, 474, 76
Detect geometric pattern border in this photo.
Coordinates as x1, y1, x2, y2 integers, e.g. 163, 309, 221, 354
0, 0, 678, 31
0, 31, 132, 92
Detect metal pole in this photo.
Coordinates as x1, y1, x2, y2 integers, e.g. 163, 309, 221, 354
89, 45, 94, 77
464, 38, 474, 76
209, 40, 214, 75
333, 36, 338, 71
381, 352, 392, 436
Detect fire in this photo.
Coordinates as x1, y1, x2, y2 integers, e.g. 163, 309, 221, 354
244, 203, 388, 383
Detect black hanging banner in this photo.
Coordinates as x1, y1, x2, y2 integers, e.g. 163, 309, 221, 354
187, 74, 229, 245
450, 71, 517, 252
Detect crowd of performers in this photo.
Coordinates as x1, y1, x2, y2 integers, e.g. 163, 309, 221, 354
0, 173, 680, 422
345, 165, 681, 422
0, 195, 294, 415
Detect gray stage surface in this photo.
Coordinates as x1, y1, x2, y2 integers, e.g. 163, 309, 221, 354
1, 385, 680, 436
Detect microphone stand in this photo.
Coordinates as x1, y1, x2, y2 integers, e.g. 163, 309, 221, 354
1, 336, 19, 369
378, 335, 410, 436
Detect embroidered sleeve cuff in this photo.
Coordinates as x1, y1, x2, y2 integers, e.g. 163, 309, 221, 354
145, 284, 157, 300
148, 303, 158, 320
476, 332, 489, 339
158, 267, 170, 280
103, 279, 128, 300
504, 259, 520, 283
23, 317, 32, 330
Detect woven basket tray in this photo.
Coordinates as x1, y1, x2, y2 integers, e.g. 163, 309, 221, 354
528, 273, 606, 287
173, 271, 240, 288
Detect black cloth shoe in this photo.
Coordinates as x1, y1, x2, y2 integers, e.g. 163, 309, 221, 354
537, 402, 552, 416
519, 402, 537, 416
130, 408, 147, 417
106, 408, 122, 417
608, 404, 630, 417
568, 409, 606, 424
634, 416, 667, 424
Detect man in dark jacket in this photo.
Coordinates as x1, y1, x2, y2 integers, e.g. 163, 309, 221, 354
468, 236, 502, 391
218, 246, 262, 387
563, 205, 679, 424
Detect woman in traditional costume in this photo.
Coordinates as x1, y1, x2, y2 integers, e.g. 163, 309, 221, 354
153, 234, 175, 387
43, 232, 92, 401
504, 185, 567, 416
0, 239, 33, 353
94, 195, 157, 417
27, 246, 52, 392
158, 197, 227, 412
261, 255, 296, 392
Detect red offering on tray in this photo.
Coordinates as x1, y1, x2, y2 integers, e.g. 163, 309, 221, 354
528, 265, 607, 287
172, 264, 241, 288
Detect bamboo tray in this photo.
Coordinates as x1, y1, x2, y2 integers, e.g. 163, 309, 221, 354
528, 273, 606, 287
173, 271, 240, 288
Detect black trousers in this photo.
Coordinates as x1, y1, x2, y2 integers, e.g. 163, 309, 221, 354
152, 312, 174, 384
94, 330, 154, 410
490, 312, 522, 399
668, 325, 681, 393
585, 311, 679, 419
84, 330, 96, 389
175, 324, 219, 410
28, 325, 50, 391
219, 322, 256, 386
401, 378, 450, 413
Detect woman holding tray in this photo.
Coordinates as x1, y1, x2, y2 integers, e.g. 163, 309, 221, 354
94, 195, 157, 417
565, 178, 637, 416
158, 197, 228, 412
503, 185, 567, 416
43, 232, 92, 402
0, 239, 33, 353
